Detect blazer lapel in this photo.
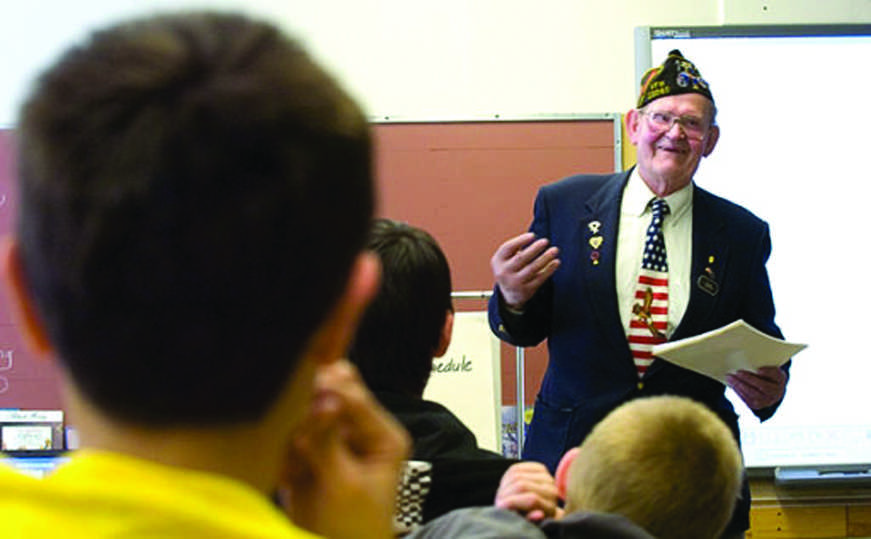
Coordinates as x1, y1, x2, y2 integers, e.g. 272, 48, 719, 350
578, 170, 632, 357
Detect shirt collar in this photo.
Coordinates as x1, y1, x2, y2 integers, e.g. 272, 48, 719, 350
623, 167, 693, 219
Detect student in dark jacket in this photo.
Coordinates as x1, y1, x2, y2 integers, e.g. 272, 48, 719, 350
349, 219, 547, 523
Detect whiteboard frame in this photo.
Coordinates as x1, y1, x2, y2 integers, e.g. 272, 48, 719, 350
370, 113, 624, 173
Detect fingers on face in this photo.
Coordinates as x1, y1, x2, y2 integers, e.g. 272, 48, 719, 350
311, 361, 410, 459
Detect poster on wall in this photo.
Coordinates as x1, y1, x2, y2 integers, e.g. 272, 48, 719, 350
423, 311, 501, 453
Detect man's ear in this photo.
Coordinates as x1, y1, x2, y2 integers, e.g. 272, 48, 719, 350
433, 309, 454, 358
554, 446, 580, 501
305, 251, 381, 365
625, 108, 642, 147
0, 238, 54, 357
702, 124, 720, 157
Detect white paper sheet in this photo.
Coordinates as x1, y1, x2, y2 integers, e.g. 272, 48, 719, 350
651, 320, 807, 384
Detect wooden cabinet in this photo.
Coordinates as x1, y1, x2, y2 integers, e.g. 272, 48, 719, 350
748, 479, 871, 538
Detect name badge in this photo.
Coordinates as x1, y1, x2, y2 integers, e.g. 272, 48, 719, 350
697, 274, 719, 296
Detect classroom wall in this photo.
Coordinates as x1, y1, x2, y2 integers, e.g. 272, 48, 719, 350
4, 1, 869, 129
2, 0, 869, 425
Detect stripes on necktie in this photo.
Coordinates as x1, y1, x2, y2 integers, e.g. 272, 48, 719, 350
629, 198, 669, 377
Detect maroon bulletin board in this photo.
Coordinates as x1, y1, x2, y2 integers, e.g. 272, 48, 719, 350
372, 117, 620, 404
0, 129, 65, 411
0, 117, 620, 412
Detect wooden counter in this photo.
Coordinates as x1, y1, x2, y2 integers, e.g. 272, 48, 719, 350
748, 478, 871, 538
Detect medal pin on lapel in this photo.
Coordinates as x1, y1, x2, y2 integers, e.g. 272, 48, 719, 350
588, 220, 603, 265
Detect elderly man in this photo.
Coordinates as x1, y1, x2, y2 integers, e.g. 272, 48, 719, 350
488, 50, 788, 538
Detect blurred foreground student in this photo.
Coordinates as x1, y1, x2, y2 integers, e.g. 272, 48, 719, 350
411, 396, 742, 539
349, 219, 557, 526
0, 11, 408, 538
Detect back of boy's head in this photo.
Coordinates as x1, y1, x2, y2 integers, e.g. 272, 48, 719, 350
348, 219, 452, 397
15, 11, 373, 426
564, 396, 743, 539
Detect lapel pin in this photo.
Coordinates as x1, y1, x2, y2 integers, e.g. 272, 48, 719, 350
697, 257, 719, 296
587, 221, 603, 266
589, 236, 603, 249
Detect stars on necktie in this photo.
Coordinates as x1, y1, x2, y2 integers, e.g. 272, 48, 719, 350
641, 199, 669, 272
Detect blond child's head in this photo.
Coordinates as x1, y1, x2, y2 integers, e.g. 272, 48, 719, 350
555, 396, 743, 539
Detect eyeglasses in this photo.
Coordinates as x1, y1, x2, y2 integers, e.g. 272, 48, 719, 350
640, 109, 710, 140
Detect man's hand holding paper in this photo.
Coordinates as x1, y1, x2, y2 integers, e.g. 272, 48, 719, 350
651, 320, 806, 389
726, 366, 788, 411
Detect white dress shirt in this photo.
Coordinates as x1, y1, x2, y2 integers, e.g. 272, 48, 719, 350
616, 168, 693, 338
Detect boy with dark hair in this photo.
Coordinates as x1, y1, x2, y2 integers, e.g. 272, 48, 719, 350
0, 11, 407, 538
350, 219, 538, 524
351, 219, 454, 399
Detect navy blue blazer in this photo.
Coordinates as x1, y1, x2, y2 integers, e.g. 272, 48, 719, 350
489, 169, 786, 473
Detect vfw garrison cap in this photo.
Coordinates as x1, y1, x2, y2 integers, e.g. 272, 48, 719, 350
637, 49, 714, 108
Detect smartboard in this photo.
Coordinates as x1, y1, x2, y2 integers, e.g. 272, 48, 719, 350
636, 24, 871, 469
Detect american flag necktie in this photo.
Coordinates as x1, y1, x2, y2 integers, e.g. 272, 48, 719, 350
628, 198, 670, 377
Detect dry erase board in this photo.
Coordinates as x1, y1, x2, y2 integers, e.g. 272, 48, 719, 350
637, 24, 871, 469
373, 116, 621, 404
424, 312, 502, 453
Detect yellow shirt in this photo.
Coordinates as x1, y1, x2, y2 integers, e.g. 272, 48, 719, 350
0, 450, 321, 538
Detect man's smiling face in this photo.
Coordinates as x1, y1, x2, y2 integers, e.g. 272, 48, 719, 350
626, 93, 719, 197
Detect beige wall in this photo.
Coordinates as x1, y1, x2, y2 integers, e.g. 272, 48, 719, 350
3, 0, 869, 126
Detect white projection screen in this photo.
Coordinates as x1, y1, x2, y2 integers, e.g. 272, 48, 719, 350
636, 25, 871, 469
